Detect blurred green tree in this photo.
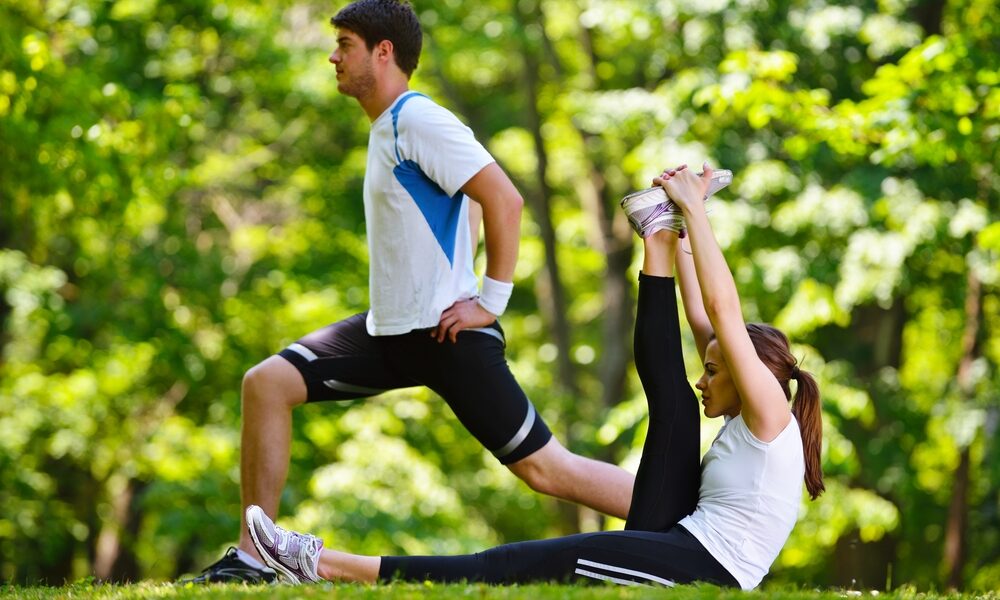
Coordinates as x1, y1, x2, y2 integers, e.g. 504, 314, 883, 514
0, 0, 996, 590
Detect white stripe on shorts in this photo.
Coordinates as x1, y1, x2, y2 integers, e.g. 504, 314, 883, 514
286, 343, 318, 362
468, 326, 505, 345
322, 379, 388, 396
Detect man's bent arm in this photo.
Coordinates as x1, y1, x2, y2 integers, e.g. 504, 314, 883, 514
468, 198, 483, 257
461, 162, 523, 285
430, 162, 522, 343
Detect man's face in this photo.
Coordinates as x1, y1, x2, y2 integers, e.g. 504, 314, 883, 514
329, 29, 377, 99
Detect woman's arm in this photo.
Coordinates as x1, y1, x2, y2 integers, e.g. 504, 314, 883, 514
659, 166, 790, 441
674, 236, 713, 361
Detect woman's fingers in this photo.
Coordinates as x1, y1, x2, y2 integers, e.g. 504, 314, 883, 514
653, 162, 704, 196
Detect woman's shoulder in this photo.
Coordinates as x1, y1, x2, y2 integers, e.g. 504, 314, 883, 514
728, 413, 800, 449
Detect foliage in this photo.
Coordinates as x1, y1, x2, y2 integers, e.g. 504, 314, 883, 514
1, 0, 997, 591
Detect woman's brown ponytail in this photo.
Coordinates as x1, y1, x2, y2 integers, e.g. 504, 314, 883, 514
745, 323, 825, 500
790, 367, 824, 499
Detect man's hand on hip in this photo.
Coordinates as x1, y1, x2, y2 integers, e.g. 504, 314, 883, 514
432, 299, 496, 343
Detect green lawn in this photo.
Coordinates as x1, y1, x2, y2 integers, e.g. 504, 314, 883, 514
1, 583, 996, 600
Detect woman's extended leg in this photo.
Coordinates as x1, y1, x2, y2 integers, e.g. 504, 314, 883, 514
624, 230, 702, 531
377, 529, 735, 586
249, 502, 735, 587
315, 531, 735, 587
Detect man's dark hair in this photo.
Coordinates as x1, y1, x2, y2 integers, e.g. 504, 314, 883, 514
331, 0, 422, 76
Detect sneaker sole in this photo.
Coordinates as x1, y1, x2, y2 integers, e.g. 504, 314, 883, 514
246, 506, 303, 585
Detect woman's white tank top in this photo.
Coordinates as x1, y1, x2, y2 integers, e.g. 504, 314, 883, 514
679, 414, 805, 589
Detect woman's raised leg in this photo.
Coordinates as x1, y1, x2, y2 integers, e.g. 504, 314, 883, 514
624, 230, 702, 531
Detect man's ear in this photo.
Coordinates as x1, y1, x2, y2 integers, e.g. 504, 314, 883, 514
374, 39, 394, 64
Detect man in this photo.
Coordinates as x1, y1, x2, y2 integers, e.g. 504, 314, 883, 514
190, 0, 634, 583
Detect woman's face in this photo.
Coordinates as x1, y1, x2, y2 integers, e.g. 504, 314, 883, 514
695, 340, 741, 419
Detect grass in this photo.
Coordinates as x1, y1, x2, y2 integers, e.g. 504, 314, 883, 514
1, 582, 997, 600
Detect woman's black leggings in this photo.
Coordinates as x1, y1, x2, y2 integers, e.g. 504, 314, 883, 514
378, 275, 738, 587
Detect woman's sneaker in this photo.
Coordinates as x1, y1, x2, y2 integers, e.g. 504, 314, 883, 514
621, 169, 733, 237
246, 505, 324, 584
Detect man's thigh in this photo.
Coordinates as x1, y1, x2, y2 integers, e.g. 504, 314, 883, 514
277, 313, 417, 402
380, 321, 552, 464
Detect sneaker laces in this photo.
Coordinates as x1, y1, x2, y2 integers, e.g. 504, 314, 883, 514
275, 525, 322, 578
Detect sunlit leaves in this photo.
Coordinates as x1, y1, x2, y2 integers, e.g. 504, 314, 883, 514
110, 0, 158, 22
2, 0, 999, 588
738, 160, 801, 202
776, 279, 851, 335
772, 184, 868, 237
490, 127, 539, 181
720, 49, 799, 83
859, 14, 923, 60
780, 480, 900, 569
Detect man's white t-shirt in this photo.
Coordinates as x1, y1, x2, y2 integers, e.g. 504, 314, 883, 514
679, 414, 805, 590
363, 91, 495, 336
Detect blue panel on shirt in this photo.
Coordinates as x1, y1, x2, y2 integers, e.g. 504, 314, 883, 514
389, 91, 463, 266
393, 160, 463, 266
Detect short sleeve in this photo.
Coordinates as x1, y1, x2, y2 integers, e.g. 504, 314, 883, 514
735, 414, 797, 449
395, 98, 495, 197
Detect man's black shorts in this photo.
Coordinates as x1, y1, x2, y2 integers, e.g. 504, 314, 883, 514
277, 312, 552, 464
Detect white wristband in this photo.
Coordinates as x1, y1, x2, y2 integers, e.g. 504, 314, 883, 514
477, 276, 514, 317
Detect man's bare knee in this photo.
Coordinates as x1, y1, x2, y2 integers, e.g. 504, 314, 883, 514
242, 355, 308, 410
507, 439, 573, 497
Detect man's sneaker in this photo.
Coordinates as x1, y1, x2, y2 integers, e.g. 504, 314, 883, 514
621, 169, 733, 237
246, 505, 324, 584
181, 546, 277, 584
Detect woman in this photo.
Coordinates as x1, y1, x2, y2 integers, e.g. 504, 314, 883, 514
244, 164, 824, 589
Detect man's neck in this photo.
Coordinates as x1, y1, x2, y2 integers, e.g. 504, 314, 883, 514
359, 79, 410, 122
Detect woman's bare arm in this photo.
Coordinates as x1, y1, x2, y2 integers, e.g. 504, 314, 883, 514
660, 166, 790, 441
674, 236, 713, 361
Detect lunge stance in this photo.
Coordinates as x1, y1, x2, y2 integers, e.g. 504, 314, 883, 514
245, 165, 825, 589
190, 0, 642, 583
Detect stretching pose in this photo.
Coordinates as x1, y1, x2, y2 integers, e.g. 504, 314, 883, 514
189, 0, 639, 583
244, 165, 824, 590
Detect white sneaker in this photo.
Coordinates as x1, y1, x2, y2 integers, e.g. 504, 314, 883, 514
621, 169, 733, 237
245, 505, 324, 584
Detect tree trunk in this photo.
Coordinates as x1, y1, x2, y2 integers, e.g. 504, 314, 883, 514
944, 265, 981, 589
427, 6, 587, 533
93, 476, 150, 582
944, 447, 970, 589
511, 2, 592, 535
912, 0, 946, 36
515, 4, 579, 399
94, 477, 135, 581
575, 146, 634, 416
110, 479, 148, 582
834, 531, 896, 589
425, 11, 581, 400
